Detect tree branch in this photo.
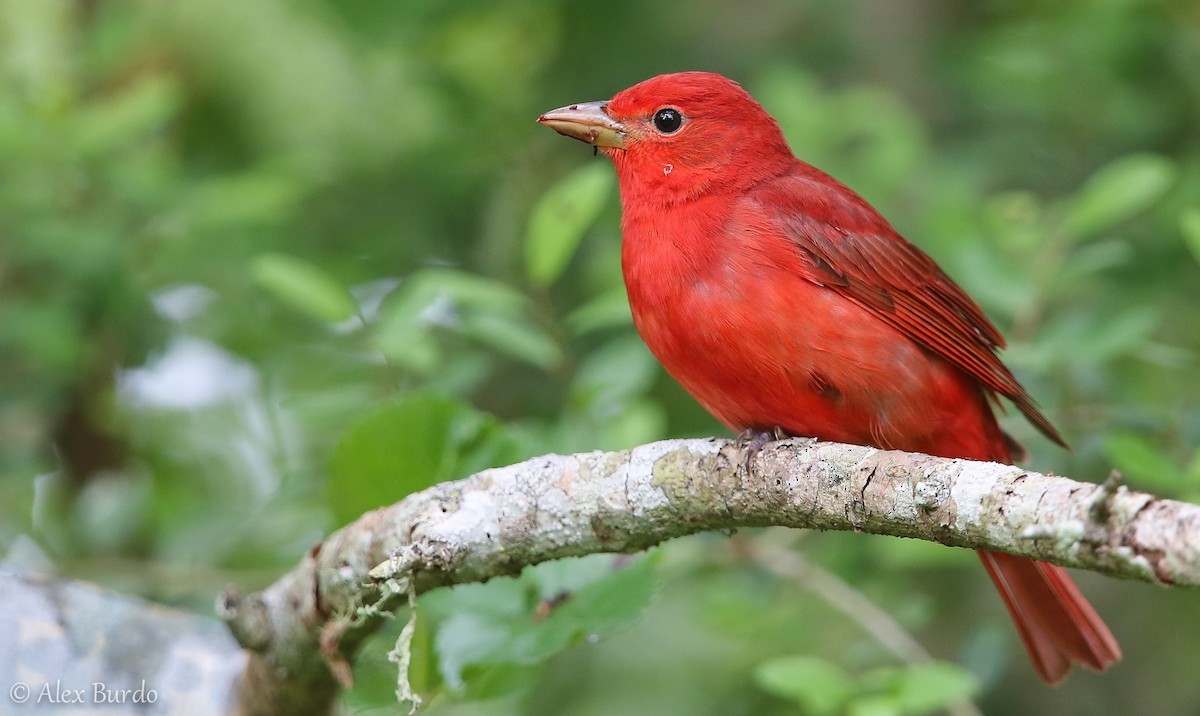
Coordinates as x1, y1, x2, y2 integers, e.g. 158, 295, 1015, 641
221, 437, 1200, 715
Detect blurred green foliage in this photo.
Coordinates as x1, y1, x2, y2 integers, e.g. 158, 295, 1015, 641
2, 1, 1199, 714
754, 656, 978, 716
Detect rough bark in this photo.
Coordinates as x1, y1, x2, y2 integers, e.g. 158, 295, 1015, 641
218, 437, 1200, 715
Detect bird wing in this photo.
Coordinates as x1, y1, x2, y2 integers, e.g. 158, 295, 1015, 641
741, 169, 1066, 447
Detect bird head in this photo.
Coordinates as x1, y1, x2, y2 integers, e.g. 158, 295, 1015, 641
539, 72, 794, 207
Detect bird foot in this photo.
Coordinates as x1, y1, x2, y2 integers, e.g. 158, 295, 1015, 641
736, 426, 788, 471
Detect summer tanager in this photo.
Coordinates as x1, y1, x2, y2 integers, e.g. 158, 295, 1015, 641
538, 71, 1120, 684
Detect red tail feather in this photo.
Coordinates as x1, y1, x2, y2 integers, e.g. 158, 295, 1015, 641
978, 550, 1121, 684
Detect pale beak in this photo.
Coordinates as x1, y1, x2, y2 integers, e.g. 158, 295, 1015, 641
537, 101, 626, 149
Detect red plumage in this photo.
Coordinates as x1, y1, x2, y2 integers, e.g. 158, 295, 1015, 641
540, 71, 1119, 684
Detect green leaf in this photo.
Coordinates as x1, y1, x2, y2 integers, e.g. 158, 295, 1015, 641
328, 394, 520, 524
251, 252, 356, 323
188, 173, 304, 229
1104, 432, 1186, 493
546, 552, 657, 636
848, 696, 903, 716
753, 655, 854, 715
459, 662, 541, 701
459, 309, 562, 370
888, 662, 979, 715
1058, 239, 1133, 283
444, 407, 528, 479
1181, 207, 1200, 266
0, 0, 72, 103
572, 335, 658, 409
1034, 307, 1159, 368
1062, 153, 1175, 239
329, 394, 457, 524
372, 268, 560, 372
1076, 306, 1160, 362
566, 285, 633, 335
525, 162, 614, 287
434, 609, 522, 692
1188, 450, 1200, 483
371, 279, 443, 374
870, 533, 973, 569
428, 554, 658, 692
490, 554, 656, 665
414, 268, 532, 314
595, 399, 666, 452
71, 75, 180, 157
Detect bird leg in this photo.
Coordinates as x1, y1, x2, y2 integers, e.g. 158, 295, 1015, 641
736, 426, 788, 471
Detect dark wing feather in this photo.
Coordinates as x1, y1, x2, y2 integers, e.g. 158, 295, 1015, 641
749, 170, 1066, 448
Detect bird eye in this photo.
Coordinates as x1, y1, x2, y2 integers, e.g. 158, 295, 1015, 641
652, 107, 683, 134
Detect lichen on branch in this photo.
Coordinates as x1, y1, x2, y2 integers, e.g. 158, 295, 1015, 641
222, 437, 1200, 715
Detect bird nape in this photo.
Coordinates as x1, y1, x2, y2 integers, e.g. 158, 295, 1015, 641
539, 71, 1120, 685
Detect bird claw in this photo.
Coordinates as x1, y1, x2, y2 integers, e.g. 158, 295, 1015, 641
736, 426, 788, 471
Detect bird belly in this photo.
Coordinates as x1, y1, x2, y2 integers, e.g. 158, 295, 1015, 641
627, 262, 1006, 461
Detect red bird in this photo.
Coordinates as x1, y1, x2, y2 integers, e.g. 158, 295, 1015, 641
539, 71, 1120, 684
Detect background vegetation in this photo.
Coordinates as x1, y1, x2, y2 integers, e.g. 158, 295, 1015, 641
2, 1, 1199, 714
